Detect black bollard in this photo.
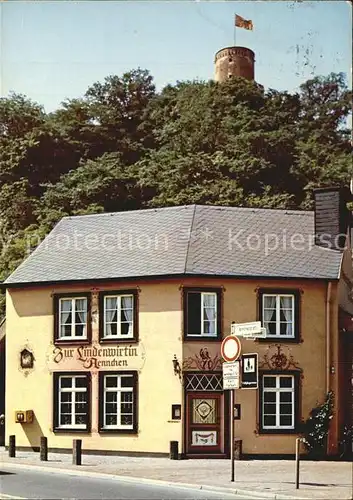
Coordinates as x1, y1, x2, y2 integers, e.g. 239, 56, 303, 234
73, 439, 82, 465
40, 436, 48, 461
9, 435, 16, 458
170, 440, 179, 460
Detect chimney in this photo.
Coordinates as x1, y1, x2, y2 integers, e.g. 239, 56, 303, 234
314, 187, 353, 250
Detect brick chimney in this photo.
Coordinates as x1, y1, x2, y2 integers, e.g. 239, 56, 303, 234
314, 187, 353, 250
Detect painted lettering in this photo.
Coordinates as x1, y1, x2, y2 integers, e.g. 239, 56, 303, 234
53, 343, 138, 370
53, 347, 63, 363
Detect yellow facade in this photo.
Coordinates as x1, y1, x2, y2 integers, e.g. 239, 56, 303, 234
5, 277, 339, 456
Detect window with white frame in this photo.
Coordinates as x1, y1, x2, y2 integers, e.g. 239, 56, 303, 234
261, 374, 296, 431
55, 374, 89, 430
262, 294, 295, 338
99, 373, 137, 432
58, 297, 88, 340
185, 290, 219, 337
102, 294, 134, 339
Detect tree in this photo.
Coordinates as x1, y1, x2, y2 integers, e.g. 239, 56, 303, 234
0, 71, 351, 319
39, 152, 142, 226
84, 69, 156, 162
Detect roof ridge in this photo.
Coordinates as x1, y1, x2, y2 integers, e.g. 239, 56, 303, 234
61, 205, 195, 220
59, 205, 313, 221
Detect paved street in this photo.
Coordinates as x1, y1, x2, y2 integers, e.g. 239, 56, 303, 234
0, 466, 256, 500
1, 448, 353, 499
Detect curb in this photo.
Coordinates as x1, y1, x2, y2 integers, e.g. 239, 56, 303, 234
0, 460, 312, 500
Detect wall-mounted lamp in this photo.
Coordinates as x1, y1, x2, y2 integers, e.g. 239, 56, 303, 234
331, 366, 335, 375
172, 355, 182, 380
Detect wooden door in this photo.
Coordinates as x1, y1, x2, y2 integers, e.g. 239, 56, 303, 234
186, 392, 222, 455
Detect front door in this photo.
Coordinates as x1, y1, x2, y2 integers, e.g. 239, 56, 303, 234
186, 392, 222, 455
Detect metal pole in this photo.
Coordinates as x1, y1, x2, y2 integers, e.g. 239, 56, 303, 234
231, 389, 235, 482
295, 438, 300, 489
351, 435, 353, 500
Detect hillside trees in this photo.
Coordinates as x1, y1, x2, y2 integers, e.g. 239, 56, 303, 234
0, 70, 351, 311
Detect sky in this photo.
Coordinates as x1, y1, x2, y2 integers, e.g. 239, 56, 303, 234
0, 0, 352, 112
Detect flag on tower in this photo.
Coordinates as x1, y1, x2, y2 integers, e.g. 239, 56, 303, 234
235, 14, 253, 30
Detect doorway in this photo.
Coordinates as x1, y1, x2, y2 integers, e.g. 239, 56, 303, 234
184, 373, 228, 457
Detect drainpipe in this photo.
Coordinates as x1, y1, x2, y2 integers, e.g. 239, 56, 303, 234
326, 281, 332, 393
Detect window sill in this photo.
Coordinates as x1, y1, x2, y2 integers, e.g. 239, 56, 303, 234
184, 336, 221, 342
98, 428, 138, 435
99, 337, 138, 344
53, 428, 91, 434
258, 428, 298, 435
257, 337, 300, 344
54, 339, 90, 345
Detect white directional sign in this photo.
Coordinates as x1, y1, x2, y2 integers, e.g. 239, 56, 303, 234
231, 321, 266, 338
222, 361, 240, 390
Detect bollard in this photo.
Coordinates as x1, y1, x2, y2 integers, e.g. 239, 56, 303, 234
40, 436, 48, 461
234, 438, 243, 461
72, 439, 82, 466
9, 435, 15, 458
295, 438, 301, 489
170, 440, 179, 460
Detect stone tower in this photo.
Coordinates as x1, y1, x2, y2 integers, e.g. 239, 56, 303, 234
215, 46, 255, 83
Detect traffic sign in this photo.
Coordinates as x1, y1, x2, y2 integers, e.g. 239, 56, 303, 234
231, 321, 266, 338
222, 361, 240, 390
241, 353, 258, 389
221, 335, 241, 362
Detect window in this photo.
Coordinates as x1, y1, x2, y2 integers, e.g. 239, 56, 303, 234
260, 373, 299, 433
99, 372, 138, 433
54, 294, 90, 343
184, 289, 221, 339
53, 373, 90, 432
99, 291, 138, 342
259, 289, 300, 342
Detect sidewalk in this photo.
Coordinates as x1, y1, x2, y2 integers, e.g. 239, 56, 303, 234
0, 448, 352, 500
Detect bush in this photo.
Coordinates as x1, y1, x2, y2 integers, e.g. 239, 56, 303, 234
301, 391, 334, 458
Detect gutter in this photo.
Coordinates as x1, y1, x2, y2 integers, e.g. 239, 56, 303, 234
326, 282, 332, 393
0, 274, 340, 291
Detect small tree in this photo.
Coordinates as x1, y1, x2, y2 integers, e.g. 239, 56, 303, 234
301, 391, 334, 458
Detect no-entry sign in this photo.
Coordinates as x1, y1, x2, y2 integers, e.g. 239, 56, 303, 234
221, 335, 241, 363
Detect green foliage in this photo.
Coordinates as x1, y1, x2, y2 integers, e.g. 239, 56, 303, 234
301, 391, 334, 457
339, 424, 353, 458
0, 70, 352, 318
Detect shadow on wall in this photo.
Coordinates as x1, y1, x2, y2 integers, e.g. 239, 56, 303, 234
19, 414, 46, 451
11, 289, 52, 319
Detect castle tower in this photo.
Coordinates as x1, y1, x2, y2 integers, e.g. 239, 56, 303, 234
215, 46, 255, 83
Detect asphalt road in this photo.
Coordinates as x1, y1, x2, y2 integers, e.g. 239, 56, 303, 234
0, 466, 256, 500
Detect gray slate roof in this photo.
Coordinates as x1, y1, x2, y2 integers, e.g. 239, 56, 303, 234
4, 205, 343, 285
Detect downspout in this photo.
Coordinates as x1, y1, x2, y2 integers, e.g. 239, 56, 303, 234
326, 281, 332, 393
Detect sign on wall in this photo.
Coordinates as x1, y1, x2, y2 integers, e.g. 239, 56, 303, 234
222, 361, 240, 390
241, 353, 258, 389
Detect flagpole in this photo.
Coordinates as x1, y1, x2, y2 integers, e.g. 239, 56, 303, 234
234, 24, 236, 46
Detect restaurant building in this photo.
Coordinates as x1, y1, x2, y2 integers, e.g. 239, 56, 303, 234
3, 187, 353, 458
